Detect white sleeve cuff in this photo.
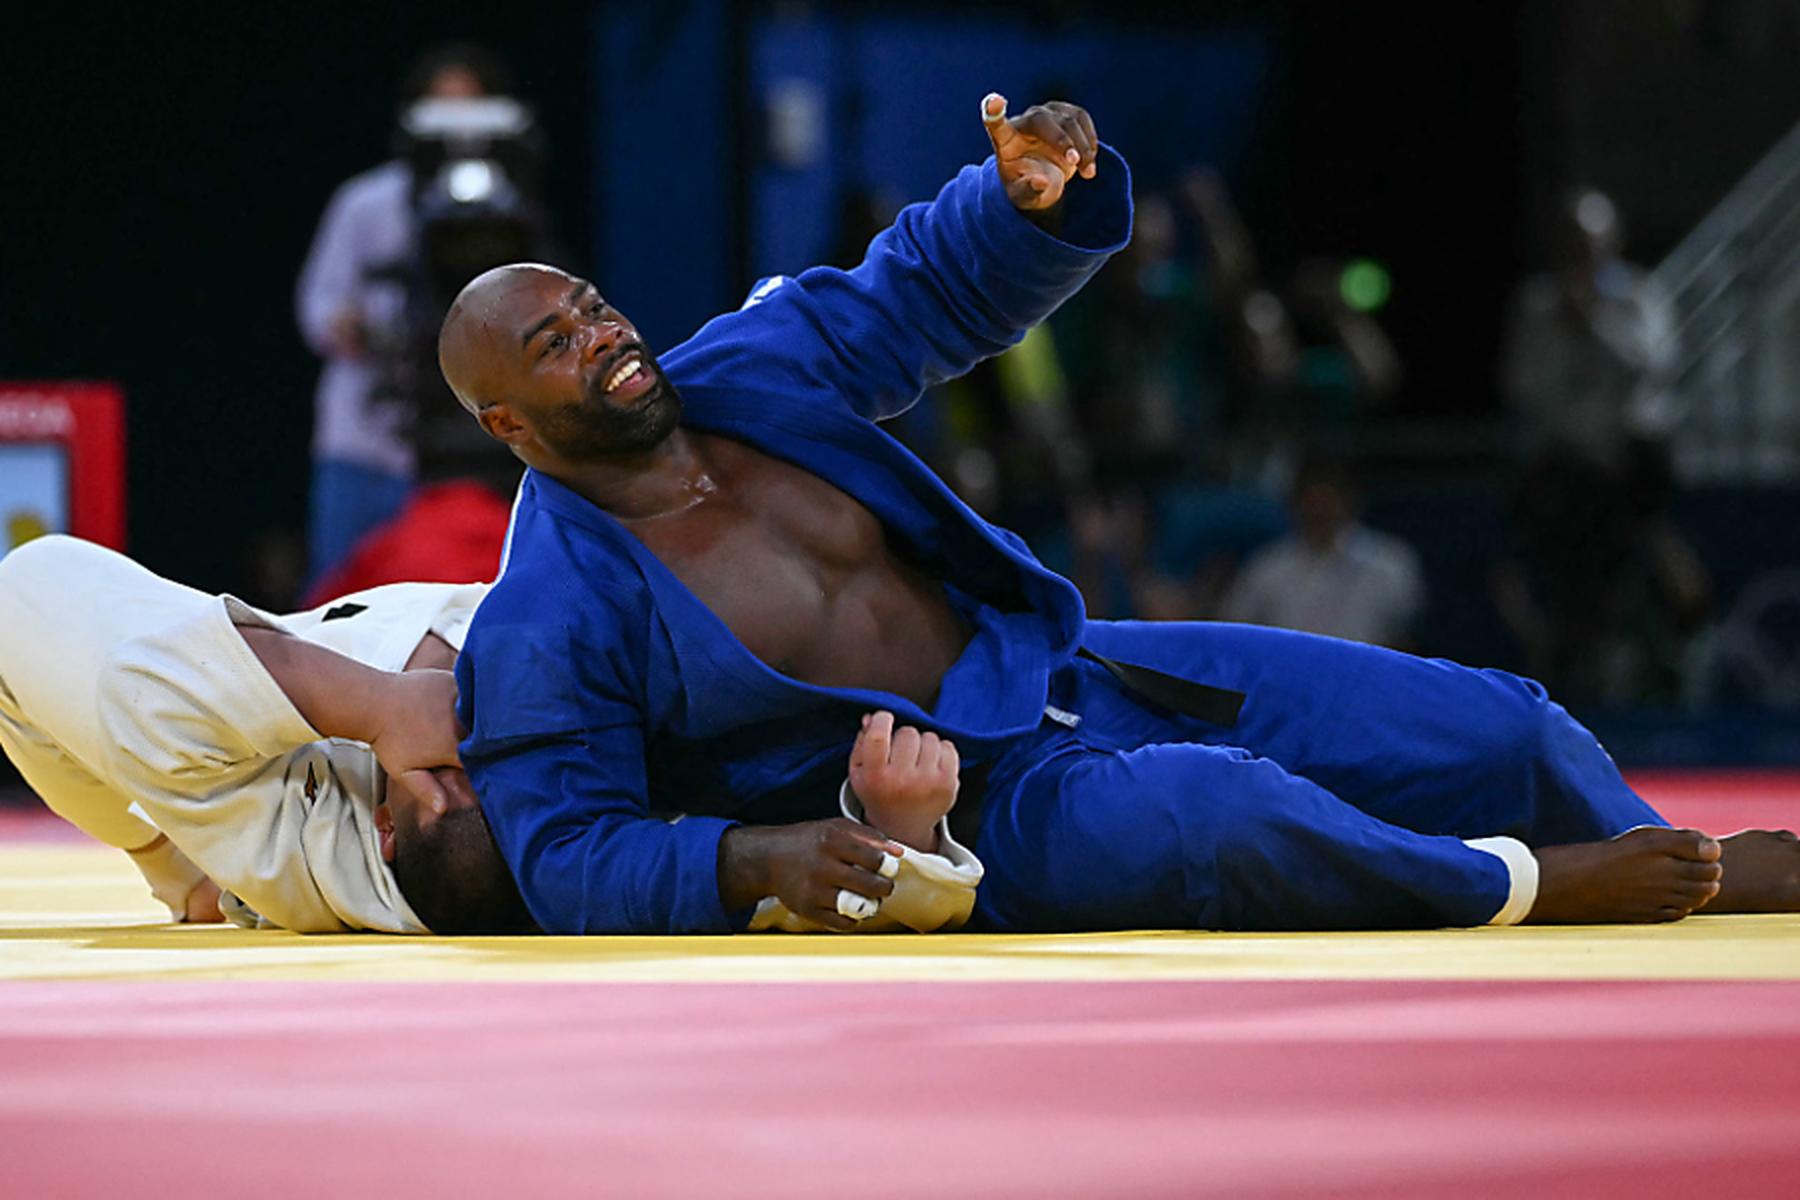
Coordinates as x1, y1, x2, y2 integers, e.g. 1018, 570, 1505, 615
428, 599, 480, 652
1465, 836, 1539, 926
744, 782, 986, 934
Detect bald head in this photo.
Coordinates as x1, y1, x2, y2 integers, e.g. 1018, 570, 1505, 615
434, 263, 679, 468
438, 262, 580, 415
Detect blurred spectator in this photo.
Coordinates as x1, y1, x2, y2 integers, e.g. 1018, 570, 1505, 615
1058, 187, 1251, 491
1220, 454, 1425, 650
1285, 256, 1403, 430
294, 43, 514, 586
1493, 448, 1711, 705
1048, 173, 1298, 619
1494, 187, 1710, 704
1177, 169, 1303, 493
863, 178, 1091, 543
1502, 187, 1677, 469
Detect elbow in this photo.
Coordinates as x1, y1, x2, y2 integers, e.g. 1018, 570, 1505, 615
95, 650, 221, 786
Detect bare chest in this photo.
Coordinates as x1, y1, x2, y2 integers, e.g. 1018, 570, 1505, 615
623, 442, 966, 702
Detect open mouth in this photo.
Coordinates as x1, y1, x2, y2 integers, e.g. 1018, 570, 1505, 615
595, 345, 655, 402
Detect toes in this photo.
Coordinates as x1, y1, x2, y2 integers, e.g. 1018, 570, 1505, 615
1677, 879, 1721, 905
1654, 905, 1691, 922
1721, 828, 1798, 845
1681, 860, 1725, 883
1658, 828, 1722, 862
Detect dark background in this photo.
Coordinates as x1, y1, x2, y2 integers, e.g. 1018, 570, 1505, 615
2, 2, 597, 596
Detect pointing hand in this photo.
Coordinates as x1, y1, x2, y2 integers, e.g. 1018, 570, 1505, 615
981, 93, 1100, 212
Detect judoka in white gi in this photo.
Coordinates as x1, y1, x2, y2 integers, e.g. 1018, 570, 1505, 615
0, 535, 527, 933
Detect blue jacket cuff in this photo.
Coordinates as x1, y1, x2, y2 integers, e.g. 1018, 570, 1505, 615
674, 814, 743, 933
977, 142, 1134, 258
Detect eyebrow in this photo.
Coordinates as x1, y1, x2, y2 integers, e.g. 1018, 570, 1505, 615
519, 281, 595, 349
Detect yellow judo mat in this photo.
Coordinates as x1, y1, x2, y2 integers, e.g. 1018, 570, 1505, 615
7, 838, 1799, 983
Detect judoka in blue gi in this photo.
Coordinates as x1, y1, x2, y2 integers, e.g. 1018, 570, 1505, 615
438, 94, 1800, 935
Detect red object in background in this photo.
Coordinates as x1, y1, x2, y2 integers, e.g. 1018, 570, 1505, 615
303, 480, 512, 608
0, 382, 126, 550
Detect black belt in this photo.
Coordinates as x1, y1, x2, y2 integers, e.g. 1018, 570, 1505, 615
944, 649, 1246, 850
1076, 648, 1246, 728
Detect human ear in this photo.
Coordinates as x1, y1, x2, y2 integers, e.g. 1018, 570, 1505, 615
373, 803, 397, 864
479, 404, 531, 446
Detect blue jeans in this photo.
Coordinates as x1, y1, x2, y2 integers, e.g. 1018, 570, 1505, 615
307, 460, 411, 586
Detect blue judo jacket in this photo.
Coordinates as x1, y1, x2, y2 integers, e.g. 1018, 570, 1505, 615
458, 148, 1133, 933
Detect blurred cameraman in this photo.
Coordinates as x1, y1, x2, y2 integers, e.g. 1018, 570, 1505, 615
295, 43, 533, 588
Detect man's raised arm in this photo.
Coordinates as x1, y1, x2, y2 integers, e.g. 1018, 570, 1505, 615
663, 94, 1133, 422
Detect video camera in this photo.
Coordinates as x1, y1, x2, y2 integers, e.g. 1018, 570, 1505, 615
373, 96, 552, 488
399, 96, 547, 306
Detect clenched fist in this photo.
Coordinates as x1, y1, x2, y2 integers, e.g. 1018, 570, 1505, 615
849, 710, 959, 853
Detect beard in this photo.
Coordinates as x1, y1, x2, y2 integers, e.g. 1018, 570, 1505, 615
537, 359, 683, 460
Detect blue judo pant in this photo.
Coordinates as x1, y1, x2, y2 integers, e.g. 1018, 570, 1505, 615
969, 621, 1666, 932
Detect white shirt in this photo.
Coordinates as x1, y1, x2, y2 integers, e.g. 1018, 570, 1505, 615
1502, 263, 1678, 468
1222, 525, 1425, 648
294, 160, 418, 477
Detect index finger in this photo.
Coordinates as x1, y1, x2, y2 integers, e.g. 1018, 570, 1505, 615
853, 710, 895, 770
396, 768, 449, 816
434, 767, 480, 812
832, 820, 906, 863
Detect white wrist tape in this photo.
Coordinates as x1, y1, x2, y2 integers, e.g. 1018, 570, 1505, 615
836, 889, 879, 921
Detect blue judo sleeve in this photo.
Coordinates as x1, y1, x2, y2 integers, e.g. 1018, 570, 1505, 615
971, 621, 1666, 933
662, 146, 1131, 423
456, 593, 740, 934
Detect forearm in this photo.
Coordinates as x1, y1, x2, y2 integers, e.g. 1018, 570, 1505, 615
234, 624, 397, 743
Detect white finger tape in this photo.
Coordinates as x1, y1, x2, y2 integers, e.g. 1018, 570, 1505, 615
981, 94, 1006, 125
836, 889, 879, 921
877, 852, 900, 880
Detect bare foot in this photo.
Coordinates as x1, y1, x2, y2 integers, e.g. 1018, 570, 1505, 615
1528, 827, 1722, 923
1701, 830, 1800, 913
